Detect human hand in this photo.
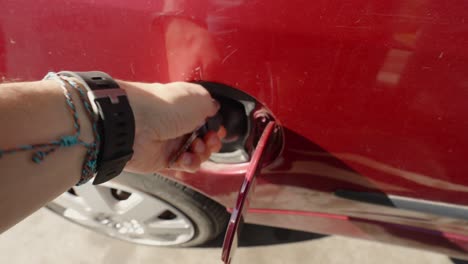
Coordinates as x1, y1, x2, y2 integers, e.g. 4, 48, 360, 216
118, 81, 225, 174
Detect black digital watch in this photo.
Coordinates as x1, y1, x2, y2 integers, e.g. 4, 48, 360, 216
59, 71, 135, 185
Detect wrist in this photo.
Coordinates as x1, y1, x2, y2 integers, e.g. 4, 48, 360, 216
115, 80, 159, 135
57, 72, 135, 184
64, 78, 95, 144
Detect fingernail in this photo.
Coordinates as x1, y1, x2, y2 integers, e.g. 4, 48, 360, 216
194, 141, 205, 153
182, 154, 192, 166
213, 100, 220, 110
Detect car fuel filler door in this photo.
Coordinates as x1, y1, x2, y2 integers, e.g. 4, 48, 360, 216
221, 121, 278, 264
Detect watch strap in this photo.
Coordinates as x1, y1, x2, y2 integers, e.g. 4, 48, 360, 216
59, 71, 135, 185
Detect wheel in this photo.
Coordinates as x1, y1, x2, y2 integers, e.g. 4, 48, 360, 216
47, 172, 229, 247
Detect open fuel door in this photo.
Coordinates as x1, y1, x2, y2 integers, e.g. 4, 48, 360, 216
221, 121, 279, 264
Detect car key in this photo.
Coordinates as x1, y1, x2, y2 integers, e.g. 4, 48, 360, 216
169, 112, 223, 167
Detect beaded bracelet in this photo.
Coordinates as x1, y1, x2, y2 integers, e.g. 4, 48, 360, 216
0, 72, 100, 185
57, 74, 101, 185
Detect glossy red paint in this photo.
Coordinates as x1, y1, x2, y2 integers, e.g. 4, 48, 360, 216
1, 0, 468, 259
246, 209, 468, 259
248, 208, 350, 221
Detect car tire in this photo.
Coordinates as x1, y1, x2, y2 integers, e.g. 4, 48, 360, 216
113, 172, 229, 247
47, 172, 229, 247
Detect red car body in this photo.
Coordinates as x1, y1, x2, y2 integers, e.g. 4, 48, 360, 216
1, 0, 468, 259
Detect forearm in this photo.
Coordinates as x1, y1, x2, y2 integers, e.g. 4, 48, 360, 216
0, 80, 93, 232
0, 77, 221, 234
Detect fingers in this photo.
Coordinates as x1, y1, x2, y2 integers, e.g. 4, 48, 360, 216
174, 152, 201, 172
217, 126, 227, 140
171, 127, 226, 172
192, 138, 210, 161
204, 131, 223, 153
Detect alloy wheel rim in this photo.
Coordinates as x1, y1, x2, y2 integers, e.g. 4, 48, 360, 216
47, 180, 195, 246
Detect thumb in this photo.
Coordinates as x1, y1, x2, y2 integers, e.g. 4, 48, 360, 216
185, 82, 220, 118
157, 82, 220, 138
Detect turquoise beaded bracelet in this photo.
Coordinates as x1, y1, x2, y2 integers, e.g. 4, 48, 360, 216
0, 72, 100, 185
